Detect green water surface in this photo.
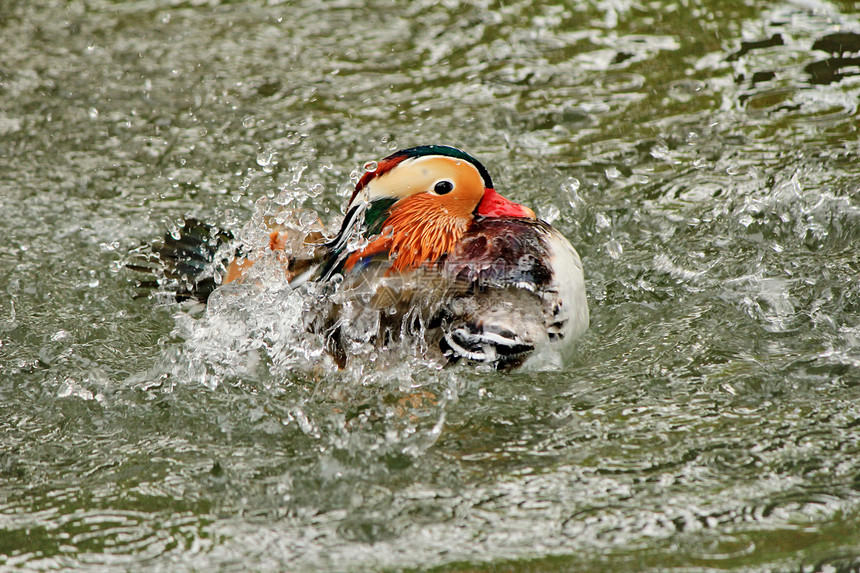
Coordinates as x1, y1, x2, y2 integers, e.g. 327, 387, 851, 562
2, 0, 860, 570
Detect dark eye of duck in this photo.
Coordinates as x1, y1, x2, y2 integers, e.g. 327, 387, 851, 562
434, 180, 454, 195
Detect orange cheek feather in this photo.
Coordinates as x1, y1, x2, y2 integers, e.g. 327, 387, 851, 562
344, 194, 473, 274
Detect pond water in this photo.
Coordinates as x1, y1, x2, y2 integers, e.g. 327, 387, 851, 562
2, 0, 860, 570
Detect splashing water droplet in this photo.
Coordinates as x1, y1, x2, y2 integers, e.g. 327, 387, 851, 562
542, 204, 561, 224
605, 239, 623, 259
256, 152, 274, 167
562, 177, 582, 210
50, 330, 69, 342
595, 212, 612, 230
299, 210, 320, 228
364, 161, 378, 173
291, 160, 308, 184
58, 378, 94, 401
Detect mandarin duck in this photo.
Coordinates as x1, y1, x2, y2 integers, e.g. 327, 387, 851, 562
132, 145, 588, 369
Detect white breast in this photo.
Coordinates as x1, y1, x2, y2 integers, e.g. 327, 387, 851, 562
543, 227, 589, 345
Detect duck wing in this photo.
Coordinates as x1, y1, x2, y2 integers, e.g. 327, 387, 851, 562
438, 218, 588, 368
127, 218, 234, 303
128, 212, 328, 302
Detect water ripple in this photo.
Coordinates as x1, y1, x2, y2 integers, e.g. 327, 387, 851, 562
2, 0, 860, 570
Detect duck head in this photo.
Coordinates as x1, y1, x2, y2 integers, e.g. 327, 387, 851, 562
325, 145, 535, 276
